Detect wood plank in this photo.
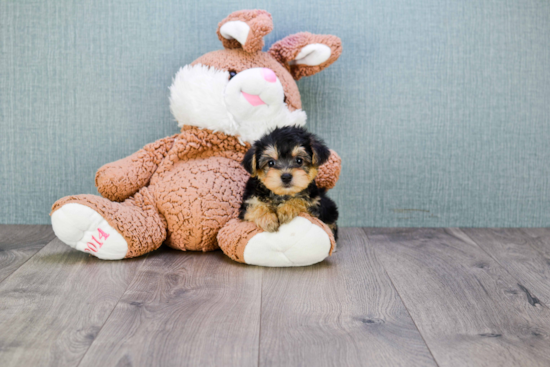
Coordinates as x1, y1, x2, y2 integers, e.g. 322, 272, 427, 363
258, 228, 437, 367
78, 248, 263, 367
462, 228, 550, 305
0, 239, 144, 367
365, 228, 550, 367
0, 224, 56, 283
519, 228, 550, 258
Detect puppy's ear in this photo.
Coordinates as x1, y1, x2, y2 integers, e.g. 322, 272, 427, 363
242, 147, 257, 176
310, 136, 331, 166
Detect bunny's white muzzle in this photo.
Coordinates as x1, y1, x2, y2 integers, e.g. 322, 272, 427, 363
169, 64, 306, 144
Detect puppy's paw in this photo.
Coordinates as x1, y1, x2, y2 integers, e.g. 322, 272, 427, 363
277, 199, 308, 225
255, 212, 280, 232
244, 197, 280, 232
277, 207, 298, 225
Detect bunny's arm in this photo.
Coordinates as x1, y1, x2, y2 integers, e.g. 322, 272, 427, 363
315, 150, 342, 190
95, 135, 177, 202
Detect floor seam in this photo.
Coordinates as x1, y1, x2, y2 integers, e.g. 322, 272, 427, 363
518, 228, 550, 258
362, 228, 441, 367
74, 253, 151, 367
458, 228, 550, 309
0, 236, 57, 286
257, 269, 263, 367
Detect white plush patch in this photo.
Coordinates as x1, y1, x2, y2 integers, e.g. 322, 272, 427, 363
51, 203, 128, 260
219, 21, 250, 46
289, 43, 332, 66
243, 216, 331, 267
169, 64, 307, 143
170, 64, 236, 134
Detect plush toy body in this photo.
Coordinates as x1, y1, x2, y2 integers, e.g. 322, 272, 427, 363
51, 10, 342, 267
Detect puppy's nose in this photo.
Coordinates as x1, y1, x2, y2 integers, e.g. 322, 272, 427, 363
281, 173, 293, 184
261, 68, 277, 83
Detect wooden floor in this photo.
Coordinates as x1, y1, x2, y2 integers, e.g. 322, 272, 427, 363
1, 226, 550, 366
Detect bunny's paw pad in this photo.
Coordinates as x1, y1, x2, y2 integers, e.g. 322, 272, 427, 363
51, 203, 128, 260
243, 216, 331, 267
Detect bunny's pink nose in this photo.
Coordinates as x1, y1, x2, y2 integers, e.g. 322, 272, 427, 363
261, 68, 277, 83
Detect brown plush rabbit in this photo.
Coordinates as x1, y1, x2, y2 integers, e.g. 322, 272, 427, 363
51, 9, 342, 266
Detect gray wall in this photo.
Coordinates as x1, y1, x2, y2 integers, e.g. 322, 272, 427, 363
2, 0, 550, 226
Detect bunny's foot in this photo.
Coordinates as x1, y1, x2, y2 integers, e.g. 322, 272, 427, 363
218, 213, 335, 267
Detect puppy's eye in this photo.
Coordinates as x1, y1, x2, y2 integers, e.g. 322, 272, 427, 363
296, 158, 303, 165
268, 160, 275, 167
228, 71, 237, 80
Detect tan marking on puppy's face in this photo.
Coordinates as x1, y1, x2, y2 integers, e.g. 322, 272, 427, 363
263, 145, 278, 161
250, 152, 257, 176
256, 145, 278, 175
292, 146, 308, 158
291, 146, 313, 166
262, 169, 291, 195
257, 143, 321, 196
261, 167, 315, 196
306, 167, 318, 182
255, 144, 278, 180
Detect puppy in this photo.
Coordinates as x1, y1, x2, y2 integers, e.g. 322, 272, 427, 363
239, 126, 339, 240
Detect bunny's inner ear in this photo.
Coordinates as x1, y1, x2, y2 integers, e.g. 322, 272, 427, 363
269, 32, 342, 80
289, 44, 332, 66
217, 10, 273, 53
219, 21, 250, 46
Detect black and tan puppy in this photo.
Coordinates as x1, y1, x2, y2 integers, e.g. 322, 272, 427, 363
239, 126, 338, 240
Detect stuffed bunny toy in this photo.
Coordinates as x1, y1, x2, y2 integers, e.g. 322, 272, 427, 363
51, 9, 342, 267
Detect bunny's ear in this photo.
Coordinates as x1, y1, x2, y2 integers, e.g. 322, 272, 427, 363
217, 10, 273, 53
269, 32, 342, 80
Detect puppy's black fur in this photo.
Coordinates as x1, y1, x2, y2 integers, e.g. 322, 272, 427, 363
239, 126, 339, 240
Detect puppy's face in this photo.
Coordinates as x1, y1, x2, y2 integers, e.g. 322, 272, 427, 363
255, 144, 318, 196
243, 127, 331, 196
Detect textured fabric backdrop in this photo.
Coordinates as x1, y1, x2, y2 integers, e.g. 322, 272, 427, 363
1, 0, 549, 226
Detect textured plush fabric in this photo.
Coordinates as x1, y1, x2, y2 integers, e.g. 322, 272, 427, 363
95, 135, 177, 202
269, 33, 343, 80
51, 188, 167, 258
217, 9, 273, 53
151, 127, 250, 251
315, 150, 341, 190
217, 218, 262, 263
54, 126, 250, 253
51, 203, 130, 259
3, 1, 550, 227
52, 126, 341, 255
217, 213, 335, 264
